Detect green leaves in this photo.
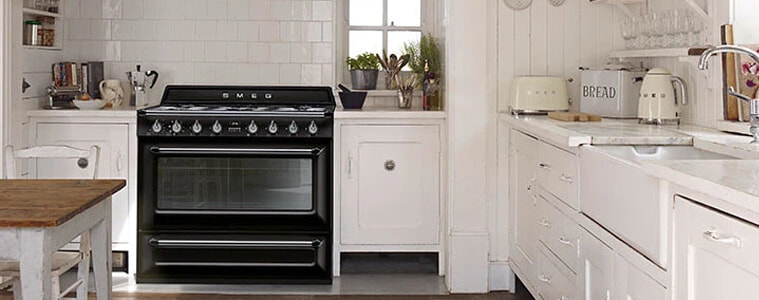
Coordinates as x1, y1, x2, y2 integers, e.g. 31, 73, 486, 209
346, 52, 381, 70
403, 34, 442, 79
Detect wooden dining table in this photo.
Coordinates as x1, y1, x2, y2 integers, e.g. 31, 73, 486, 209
0, 179, 126, 300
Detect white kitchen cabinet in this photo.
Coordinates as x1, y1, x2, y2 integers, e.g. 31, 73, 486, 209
340, 125, 441, 245
536, 246, 578, 300
579, 229, 615, 300
614, 253, 666, 300
509, 129, 540, 287
35, 123, 130, 245
674, 196, 759, 300
537, 194, 581, 274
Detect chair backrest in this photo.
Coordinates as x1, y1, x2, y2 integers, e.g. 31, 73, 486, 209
4, 145, 100, 179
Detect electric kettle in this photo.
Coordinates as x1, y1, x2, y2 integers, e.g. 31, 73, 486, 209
637, 68, 687, 124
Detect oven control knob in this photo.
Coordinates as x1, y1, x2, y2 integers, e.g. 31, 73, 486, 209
191, 120, 203, 134
171, 120, 183, 134
287, 121, 298, 135
151, 120, 162, 133
267, 120, 278, 135
211, 120, 223, 134
308, 121, 319, 135
247, 121, 258, 134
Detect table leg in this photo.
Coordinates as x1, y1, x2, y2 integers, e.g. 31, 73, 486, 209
90, 201, 112, 300
18, 229, 52, 300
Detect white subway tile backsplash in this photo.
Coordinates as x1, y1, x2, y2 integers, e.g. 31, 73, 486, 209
280, 64, 302, 84
290, 43, 312, 63
269, 43, 291, 63
226, 42, 249, 62
248, 43, 270, 62
312, 1, 332, 21
227, 0, 249, 20
205, 42, 228, 62
291, 1, 312, 21
258, 21, 280, 42
312, 42, 332, 63
237, 21, 260, 41
248, 0, 271, 20
184, 41, 206, 61
195, 21, 217, 40
279, 21, 302, 42
216, 21, 239, 41
270, 1, 292, 21
68, 0, 335, 87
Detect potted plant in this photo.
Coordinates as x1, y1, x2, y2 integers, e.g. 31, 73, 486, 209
346, 52, 380, 90
403, 34, 443, 110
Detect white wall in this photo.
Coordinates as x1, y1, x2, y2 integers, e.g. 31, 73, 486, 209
63, 0, 335, 105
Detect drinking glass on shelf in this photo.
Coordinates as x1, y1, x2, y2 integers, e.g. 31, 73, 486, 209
689, 14, 704, 46
621, 17, 637, 50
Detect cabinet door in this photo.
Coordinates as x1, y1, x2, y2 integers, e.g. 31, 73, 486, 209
614, 253, 666, 300
36, 123, 130, 245
340, 125, 440, 245
674, 196, 759, 300
509, 130, 539, 284
579, 230, 614, 300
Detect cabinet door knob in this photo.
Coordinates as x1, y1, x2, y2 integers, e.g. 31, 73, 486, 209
77, 158, 89, 169
384, 160, 396, 171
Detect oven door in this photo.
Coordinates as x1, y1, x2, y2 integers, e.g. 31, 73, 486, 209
137, 233, 331, 283
139, 142, 331, 231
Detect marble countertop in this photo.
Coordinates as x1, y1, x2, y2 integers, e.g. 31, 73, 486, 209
335, 107, 446, 120
28, 107, 138, 119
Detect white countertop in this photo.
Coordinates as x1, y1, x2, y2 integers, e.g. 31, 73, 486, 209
501, 112, 759, 223
28, 107, 138, 118
335, 107, 446, 120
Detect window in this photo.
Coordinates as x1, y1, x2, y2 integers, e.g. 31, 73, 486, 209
348, 0, 424, 59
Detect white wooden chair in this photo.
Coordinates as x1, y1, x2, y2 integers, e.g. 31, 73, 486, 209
0, 145, 100, 300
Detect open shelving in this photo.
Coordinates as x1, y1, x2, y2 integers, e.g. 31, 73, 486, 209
21, 4, 63, 51
609, 47, 708, 59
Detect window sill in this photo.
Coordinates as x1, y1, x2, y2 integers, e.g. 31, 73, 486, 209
336, 89, 422, 97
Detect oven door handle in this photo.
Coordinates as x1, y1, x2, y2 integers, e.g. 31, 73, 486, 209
148, 238, 325, 249
149, 147, 324, 156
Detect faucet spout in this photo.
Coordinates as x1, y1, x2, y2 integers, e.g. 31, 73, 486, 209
698, 45, 759, 70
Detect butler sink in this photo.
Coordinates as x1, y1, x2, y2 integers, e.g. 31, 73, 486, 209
578, 145, 736, 269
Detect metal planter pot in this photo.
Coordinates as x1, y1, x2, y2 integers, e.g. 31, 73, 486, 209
350, 70, 378, 90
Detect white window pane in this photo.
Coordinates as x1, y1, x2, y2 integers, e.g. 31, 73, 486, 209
388, 0, 421, 27
349, 30, 383, 58
349, 0, 383, 26
387, 31, 421, 57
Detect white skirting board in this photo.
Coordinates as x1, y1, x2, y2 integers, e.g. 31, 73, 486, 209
488, 262, 515, 292
447, 232, 489, 293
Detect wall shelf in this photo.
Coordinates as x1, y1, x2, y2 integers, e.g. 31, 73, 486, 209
22, 7, 61, 18
610, 47, 708, 58
22, 45, 62, 51
590, 0, 646, 18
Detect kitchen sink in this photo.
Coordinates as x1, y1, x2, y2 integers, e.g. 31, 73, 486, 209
591, 145, 737, 162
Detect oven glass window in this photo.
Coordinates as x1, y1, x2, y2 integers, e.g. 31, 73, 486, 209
156, 157, 313, 211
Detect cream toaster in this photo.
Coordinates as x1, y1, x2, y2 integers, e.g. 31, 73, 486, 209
509, 76, 569, 114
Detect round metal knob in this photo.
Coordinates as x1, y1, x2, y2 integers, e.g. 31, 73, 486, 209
288, 121, 298, 135
151, 120, 162, 133
171, 120, 182, 133
268, 120, 278, 135
247, 121, 258, 134
384, 160, 396, 171
211, 120, 223, 134
191, 120, 202, 134
308, 121, 318, 135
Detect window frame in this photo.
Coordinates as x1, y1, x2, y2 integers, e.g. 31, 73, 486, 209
336, 0, 440, 90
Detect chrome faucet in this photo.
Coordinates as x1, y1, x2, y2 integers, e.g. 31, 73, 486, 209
699, 45, 759, 144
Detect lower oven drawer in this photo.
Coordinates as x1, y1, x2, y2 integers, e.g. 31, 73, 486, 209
137, 233, 332, 284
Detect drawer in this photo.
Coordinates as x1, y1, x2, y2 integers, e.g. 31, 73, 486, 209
536, 247, 578, 300
537, 195, 581, 274
537, 142, 578, 209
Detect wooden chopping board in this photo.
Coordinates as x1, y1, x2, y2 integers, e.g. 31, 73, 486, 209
548, 112, 602, 122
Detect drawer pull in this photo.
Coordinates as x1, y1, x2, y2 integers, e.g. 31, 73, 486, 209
559, 173, 573, 183
558, 237, 574, 247
539, 163, 552, 170
528, 177, 537, 201
538, 219, 552, 228
537, 274, 552, 284
703, 230, 742, 248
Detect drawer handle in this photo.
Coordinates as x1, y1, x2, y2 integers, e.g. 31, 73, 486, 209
559, 173, 573, 183
538, 219, 552, 228
527, 177, 537, 201
703, 230, 742, 248
539, 163, 552, 170
537, 274, 551, 284
559, 236, 574, 247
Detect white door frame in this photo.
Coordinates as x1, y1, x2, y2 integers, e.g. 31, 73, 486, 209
0, 0, 8, 177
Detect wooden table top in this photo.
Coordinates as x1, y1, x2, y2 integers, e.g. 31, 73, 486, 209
0, 179, 126, 227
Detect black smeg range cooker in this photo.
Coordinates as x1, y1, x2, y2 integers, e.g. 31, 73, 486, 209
136, 85, 334, 284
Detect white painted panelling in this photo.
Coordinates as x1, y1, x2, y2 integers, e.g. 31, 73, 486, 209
61, 0, 336, 105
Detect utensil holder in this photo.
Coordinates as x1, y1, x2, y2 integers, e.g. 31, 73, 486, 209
397, 89, 413, 109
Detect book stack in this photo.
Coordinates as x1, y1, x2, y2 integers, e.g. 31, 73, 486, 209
52, 61, 104, 98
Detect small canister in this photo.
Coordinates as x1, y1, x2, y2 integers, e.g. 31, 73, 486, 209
24, 20, 42, 46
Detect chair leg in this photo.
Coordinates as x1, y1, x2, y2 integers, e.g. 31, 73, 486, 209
77, 231, 91, 300
12, 279, 22, 300
52, 274, 60, 299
